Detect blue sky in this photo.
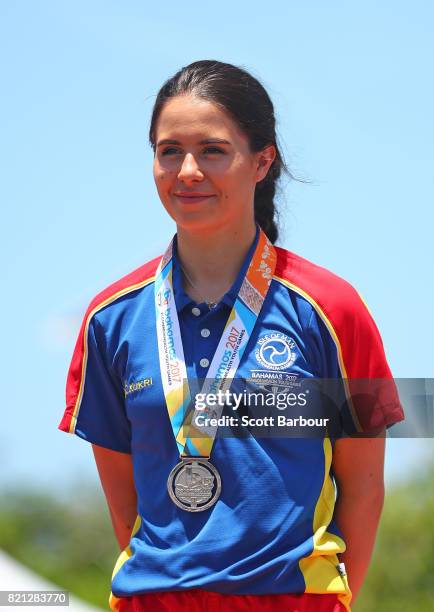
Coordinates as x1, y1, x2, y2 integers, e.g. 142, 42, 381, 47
1, 1, 433, 494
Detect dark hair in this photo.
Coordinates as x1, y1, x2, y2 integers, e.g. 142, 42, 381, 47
149, 60, 292, 244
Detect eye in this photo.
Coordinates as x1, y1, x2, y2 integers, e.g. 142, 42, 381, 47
203, 146, 225, 154
161, 147, 180, 156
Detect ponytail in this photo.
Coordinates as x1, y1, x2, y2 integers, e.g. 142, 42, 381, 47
254, 157, 283, 244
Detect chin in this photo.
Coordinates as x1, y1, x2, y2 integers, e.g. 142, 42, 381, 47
164, 203, 227, 234
176, 216, 225, 234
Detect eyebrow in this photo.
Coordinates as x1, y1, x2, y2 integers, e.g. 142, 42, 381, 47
156, 138, 231, 147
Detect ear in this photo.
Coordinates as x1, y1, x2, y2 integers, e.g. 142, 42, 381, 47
255, 144, 277, 183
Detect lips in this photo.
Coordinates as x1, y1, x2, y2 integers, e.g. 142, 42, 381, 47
174, 193, 215, 204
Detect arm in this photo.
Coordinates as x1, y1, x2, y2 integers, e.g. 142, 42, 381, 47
92, 443, 138, 550
331, 435, 386, 606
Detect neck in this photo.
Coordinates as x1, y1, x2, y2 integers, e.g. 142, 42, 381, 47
176, 221, 257, 303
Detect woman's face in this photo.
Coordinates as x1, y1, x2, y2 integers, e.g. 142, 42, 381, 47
153, 94, 275, 234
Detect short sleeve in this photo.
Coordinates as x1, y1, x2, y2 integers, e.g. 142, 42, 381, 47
343, 292, 405, 434
58, 311, 132, 453
308, 289, 405, 436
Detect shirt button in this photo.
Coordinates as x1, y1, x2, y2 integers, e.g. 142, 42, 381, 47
201, 328, 211, 338
192, 307, 201, 316
200, 358, 210, 368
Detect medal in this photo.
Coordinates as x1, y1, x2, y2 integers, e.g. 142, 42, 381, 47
167, 458, 222, 512
155, 227, 276, 511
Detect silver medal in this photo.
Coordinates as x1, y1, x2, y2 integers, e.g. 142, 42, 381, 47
167, 458, 221, 512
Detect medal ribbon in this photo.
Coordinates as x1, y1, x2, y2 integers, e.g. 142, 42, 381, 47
154, 228, 276, 458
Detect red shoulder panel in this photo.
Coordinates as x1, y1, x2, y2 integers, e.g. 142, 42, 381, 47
86, 255, 161, 315
58, 255, 161, 434
274, 247, 404, 432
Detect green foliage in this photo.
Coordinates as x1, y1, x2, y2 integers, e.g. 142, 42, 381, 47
0, 485, 118, 609
1, 467, 433, 611
355, 464, 434, 611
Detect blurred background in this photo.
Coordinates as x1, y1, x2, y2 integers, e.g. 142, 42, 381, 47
1, 1, 433, 610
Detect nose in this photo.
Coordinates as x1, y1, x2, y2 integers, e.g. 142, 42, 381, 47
177, 152, 204, 183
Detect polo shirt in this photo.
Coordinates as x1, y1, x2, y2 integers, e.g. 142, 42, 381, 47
58, 229, 404, 610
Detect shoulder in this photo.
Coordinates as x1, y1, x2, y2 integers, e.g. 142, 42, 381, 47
274, 246, 370, 329
272, 249, 404, 431
83, 254, 161, 326
273, 246, 393, 379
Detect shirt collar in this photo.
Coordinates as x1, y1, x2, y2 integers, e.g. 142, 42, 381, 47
172, 225, 260, 313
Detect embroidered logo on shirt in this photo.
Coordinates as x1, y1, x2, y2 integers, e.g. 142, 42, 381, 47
123, 377, 153, 397
255, 332, 297, 371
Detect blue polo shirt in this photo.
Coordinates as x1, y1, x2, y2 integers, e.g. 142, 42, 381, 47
58, 229, 404, 603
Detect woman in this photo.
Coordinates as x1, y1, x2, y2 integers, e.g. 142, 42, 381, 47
58, 60, 404, 611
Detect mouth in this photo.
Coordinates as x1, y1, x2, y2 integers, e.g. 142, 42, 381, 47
173, 193, 215, 204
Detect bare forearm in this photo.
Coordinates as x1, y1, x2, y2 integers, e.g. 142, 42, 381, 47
334, 488, 384, 605
107, 499, 138, 550
91, 444, 138, 551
